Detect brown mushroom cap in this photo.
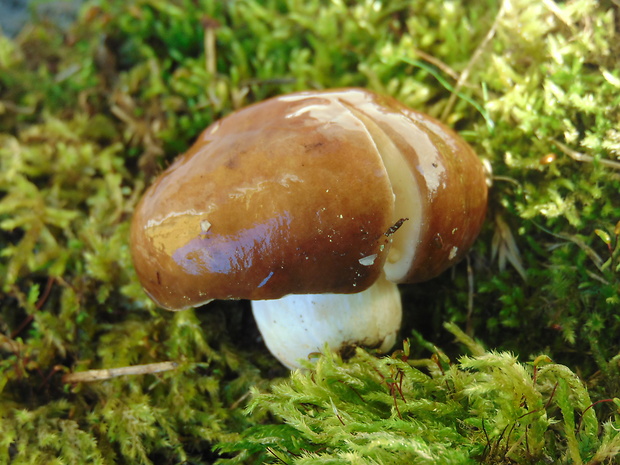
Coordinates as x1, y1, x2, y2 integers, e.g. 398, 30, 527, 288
130, 88, 487, 310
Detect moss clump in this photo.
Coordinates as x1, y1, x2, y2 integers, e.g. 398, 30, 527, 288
218, 324, 620, 464
0, 0, 619, 463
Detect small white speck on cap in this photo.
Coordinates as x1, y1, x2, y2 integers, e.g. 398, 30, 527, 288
358, 254, 378, 266
449, 246, 458, 260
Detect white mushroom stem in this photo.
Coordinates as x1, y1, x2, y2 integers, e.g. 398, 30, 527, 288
251, 275, 402, 370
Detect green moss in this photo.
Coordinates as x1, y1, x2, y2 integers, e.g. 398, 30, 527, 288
218, 325, 620, 464
1, 0, 619, 463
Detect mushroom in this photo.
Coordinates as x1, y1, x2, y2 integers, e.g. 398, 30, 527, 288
130, 88, 488, 369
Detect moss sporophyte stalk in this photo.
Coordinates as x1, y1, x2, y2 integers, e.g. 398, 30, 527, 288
0, 0, 619, 464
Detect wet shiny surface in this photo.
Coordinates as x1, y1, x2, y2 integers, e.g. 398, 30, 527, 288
171, 213, 292, 275
130, 88, 488, 309
131, 89, 397, 309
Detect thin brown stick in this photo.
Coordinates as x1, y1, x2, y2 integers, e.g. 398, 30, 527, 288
203, 23, 218, 75
465, 255, 475, 336
553, 140, 620, 170
413, 49, 461, 81
441, 0, 508, 121
63, 361, 178, 383
11, 276, 55, 339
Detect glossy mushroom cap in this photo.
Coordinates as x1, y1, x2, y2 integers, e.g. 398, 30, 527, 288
130, 88, 487, 310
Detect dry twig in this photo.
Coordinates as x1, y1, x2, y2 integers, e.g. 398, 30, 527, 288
63, 361, 178, 383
